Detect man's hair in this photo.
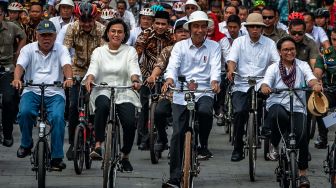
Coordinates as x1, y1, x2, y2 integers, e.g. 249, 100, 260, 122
249, 7, 262, 14
116, 0, 127, 8
276, 36, 296, 50
102, 18, 130, 44
227, 14, 241, 26
238, 5, 248, 12
303, 12, 315, 21
262, 6, 276, 15
30, 2, 43, 9
289, 19, 306, 31
225, 5, 239, 15
161, 3, 172, 10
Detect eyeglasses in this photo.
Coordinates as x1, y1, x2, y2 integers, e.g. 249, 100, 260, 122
290, 31, 305, 36
281, 48, 296, 53
247, 25, 262, 29
185, 6, 196, 10
262, 16, 275, 20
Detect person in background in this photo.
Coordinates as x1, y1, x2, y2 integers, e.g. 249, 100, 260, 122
25, 2, 43, 43
49, 0, 75, 33
210, 1, 223, 22
197, 0, 209, 12
101, 8, 120, 26
7, 2, 23, 24
275, 9, 288, 31
226, 14, 243, 45
238, 5, 248, 23
127, 0, 140, 24
262, 6, 288, 43
315, 8, 332, 41
219, 4, 239, 34
172, 1, 186, 19
178, 0, 200, 22
117, 0, 135, 30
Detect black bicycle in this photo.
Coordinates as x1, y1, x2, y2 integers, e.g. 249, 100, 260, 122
22, 81, 63, 188
223, 80, 234, 144
273, 87, 311, 188
73, 77, 95, 175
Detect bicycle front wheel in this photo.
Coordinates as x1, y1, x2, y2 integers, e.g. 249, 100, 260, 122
248, 112, 256, 182
181, 131, 192, 188
103, 122, 113, 188
330, 145, 336, 188
74, 125, 85, 174
149, 102, 159, 164
37, 141, 46, 188
108, 121, 119, 188
290, 151, 298, 188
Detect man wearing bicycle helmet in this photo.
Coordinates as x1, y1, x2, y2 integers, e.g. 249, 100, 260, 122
126, 7, 154, 46
62, 1, 106, 161
162, 11, 221, 187
315, 8, 332, 42
7, 2, 23, 23
49, 0, 75, 33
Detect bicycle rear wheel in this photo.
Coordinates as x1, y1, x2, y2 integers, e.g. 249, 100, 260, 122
74, 125, 85, 174
37, 141, 46, 188
149, 102, 159, 164
181, 131, 192, 188
330, 144, 336, 188
108, 122, 119, 188
278, 149, 290, 188
103, 122, 113, 188
248, 113, 257, 182
290, 151, 298, 188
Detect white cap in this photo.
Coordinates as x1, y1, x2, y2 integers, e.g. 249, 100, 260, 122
55, 0, 74, 12
183, 11, 213, 30
181, 0, 201, 12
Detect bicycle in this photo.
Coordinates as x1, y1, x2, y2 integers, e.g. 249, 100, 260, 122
273, 87, 311, 188
169, 75, 214, 188
73, 77, 95, 175
223, 79, 234, 144
233, 72, 265, 182
21, 81, 63, 188
91, 82, 135, 188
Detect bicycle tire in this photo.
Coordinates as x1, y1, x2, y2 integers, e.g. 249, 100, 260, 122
149, 102, 159, 164
181, 131, 192, 188
37, 141, 46, 188
279, 150, 290, 188
290, 151, 298, 188
264, 138, 270, 161
248, 113, 256, 182
331, 144, 336, 188
84, 142, 92, 169
74, 125, 84, 174
309, 116, 316, 139
103, 122, 113, 188
108, 122, 119, 188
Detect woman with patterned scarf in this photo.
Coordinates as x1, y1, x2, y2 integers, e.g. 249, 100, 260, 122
260, 36, 322, 188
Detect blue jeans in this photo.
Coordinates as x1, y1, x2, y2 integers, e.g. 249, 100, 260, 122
18, 92, 65, 159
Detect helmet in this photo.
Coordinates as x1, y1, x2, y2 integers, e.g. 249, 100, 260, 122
173, 2, 185, 12
101, 9, 120, 20
74, 1, 98, 20
92, 1, 106, 11
183, 11, 213, 30
8, 2, 23, 11
308, 92, 329, 116
139, 8, 154, 17
150, 4, 164, 13
254, 0, 265, 8
314, 8, 330, 18
55, 0, 74, 12
288, 12, 304, 22
182, 0, 201, 12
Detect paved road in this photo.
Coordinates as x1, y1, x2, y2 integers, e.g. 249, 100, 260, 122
0, 124, 332, 188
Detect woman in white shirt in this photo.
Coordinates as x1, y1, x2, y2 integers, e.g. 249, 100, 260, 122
84, 18, 142, 172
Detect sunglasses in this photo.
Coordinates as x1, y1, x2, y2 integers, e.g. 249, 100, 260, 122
247, 25, 262, 29
290, 31, 305, 36
262, 16, 275, 20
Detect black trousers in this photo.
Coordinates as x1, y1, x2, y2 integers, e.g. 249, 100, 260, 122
0, 72, 18, 140
170, 96, 214, 179
94, 95, 137, 155
137, 85, 151, 144
213, 74, 227, 115
316, 91, 336, 141
154, 98, 172, 145
68, 82, 80, 145
266, 104, 308, 170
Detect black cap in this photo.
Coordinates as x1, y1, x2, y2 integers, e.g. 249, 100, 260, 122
174, 19, 187, 33
37, 20, 56, 34
154, 10, 170, 20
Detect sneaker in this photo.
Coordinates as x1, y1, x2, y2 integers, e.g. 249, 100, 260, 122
197, 147, 213, 160
66, 144, 74, 161
267, 145, 279, 161
50, 158, 66, 171
314, 136, 328, 149
299, 175, 310, 188
216, 113, 224, 126
162, 178, 180, 188
120, 158, 133, 172
90, 147, 103, 160
231, 150, 244, 162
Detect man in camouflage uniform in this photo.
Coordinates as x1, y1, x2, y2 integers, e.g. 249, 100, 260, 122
135, 10, 173, 150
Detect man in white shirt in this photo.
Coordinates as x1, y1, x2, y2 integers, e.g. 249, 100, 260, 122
260, 36, 322, 188
304, 12, 331, 50
227, 13, 280, 162
163, 11, 221, 187
176, 0, 200, 22
49, 0, 75, 33
12, 20, 73, 170
117, 0, 136, 30
219, 5, 238, 34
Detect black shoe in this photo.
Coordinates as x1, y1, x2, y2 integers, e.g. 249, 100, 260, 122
90, 147, 103, 160
66, 144, 74, 161
120, 158, 133, 172
299, 175, 310, 188
231, 150, 244, 162
50, 158, 66, 171
260, 127, 271, 138
197, 147, 213, 160
314, 136, 328, 149
154, 142, 168, 152
138, 142, 149, 150
162, 178, 180, 188
3, 137, 13, 147
17, 146, 32, 158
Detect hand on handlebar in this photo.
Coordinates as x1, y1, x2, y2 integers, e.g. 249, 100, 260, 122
85, 77, 94, 93
132, 82, 142, 91
260, 84, 272, 95
63, 79, 73, 88
162, 78, 174, 93
211, 81, 220, 93
227, 70, 234, 82
12, 79, 22, 90
146, 76, 156, 86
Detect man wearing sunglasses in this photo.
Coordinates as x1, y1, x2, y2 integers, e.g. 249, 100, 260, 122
262, 6, 288, 43
177, 0, 200, 22
227, 13, 280, 162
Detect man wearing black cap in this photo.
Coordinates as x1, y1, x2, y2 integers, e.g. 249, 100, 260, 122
12, 20, 73, 170
135, 10, 174, 150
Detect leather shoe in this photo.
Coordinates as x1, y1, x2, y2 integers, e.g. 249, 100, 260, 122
50, 158, 66, 171
138, 142, 149, 150
299, 175, 310, 188
231, 150, 244, 162
3, 137, 13, 147
17, 146, 32, 158
314, 136, 327, 149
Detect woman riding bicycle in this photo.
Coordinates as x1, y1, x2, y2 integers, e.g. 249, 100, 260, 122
84, 18, 142, 172
260, 36, 322, 188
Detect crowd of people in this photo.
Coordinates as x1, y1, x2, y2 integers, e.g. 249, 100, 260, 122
1, 0, 336, 187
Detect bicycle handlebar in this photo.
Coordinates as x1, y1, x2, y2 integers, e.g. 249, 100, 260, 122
233, 72, 264, 80
22, 81, 63, 88
91, 82, 132, 89
168, 85, 214, 93
271, 87, 312, 94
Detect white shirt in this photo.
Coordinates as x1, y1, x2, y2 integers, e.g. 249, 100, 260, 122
122, 10, 136, 31
164, 38, 222, 105
306, 26, 329, 47
220, 21, 248, 37
226, 35, 280, 93
262, 59, 317, 114
17, 42, 71, 99
219, 37, 231, 71
84, 44, 142, 111
48, 0, 56, 6
277, 22, 288, 31
127, 27, 143, 46
49, 16, 75, 33
55, 23, 75, 58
